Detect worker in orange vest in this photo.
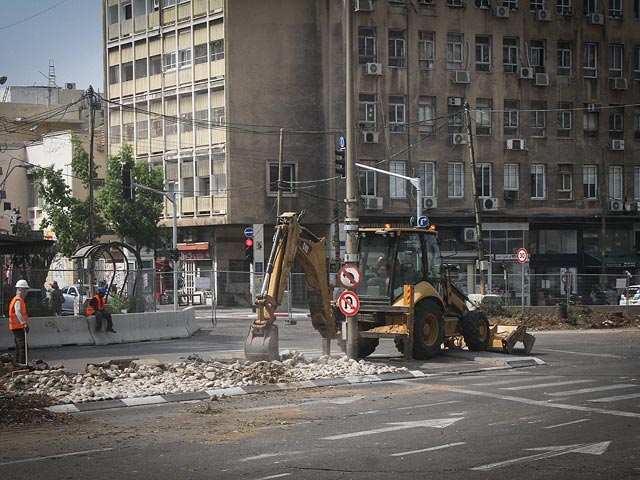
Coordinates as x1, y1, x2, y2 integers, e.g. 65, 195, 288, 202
9, 279, 30, 365
87, 287, 115, 333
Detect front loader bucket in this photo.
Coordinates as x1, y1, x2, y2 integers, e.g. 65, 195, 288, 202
244, 324, 280, 362
488, 324, 536, 354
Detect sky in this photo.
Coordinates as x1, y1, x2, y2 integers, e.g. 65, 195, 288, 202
0, 0, 103, 92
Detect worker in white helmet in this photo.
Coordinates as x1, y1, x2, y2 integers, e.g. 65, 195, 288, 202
9, 279, 30, 365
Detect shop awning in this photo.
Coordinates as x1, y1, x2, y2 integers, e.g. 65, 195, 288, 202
177, 242, 210, 251
583, 252, 640, 268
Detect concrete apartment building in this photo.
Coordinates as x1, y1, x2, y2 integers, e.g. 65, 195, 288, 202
103, 0, 640, 305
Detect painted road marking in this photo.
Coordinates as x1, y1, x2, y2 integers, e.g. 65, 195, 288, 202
253, 474, 292, 480
543, 419, 591, 429
500, 380, 593, 391
589, 392, 640, 403
538, 348, 624, 359
0, 448, 114, 466
475, 375, 561, 386
321, 417, 463, 440
397, 400, 461, 410
240, 452, 304, 462
547, 384, 637, 397
452, 388, 640, 419
471, 442, 611, 471
391, 442, 467, 457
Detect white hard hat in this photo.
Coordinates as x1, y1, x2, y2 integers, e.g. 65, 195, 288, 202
15, 279, 30, 289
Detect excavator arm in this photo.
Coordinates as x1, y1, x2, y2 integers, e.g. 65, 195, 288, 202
245, 212, 337, 361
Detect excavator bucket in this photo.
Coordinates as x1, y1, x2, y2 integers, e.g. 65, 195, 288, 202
244, 324, 280, 362
488, 324, 536, 354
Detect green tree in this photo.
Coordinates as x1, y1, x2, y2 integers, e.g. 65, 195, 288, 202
99, 144, 164, 251
35, 135, 106, 258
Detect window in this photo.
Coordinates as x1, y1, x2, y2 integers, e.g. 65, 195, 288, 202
149, 55, 162, 75
137, 119, 148, 140
163, 52, 177, 71
583, 43, 598, 78
135, 58, 147, 78
608, 44, 624, 78
557, 102, 573, 138
163, 0, 177, 6
359, 94, 377, 131
504, 0, 519, 9
635, 108, 640, 139
108, 4, 118, 24
359, 170, 377, 197
448, 0, 464, 6
475, 35, 492, 72
476, 163, 492, 198
609, 0, 622, 17
390, 161, 407, 198
634, 46, 640, 80
476, 0, 491, 7
531, 101, 546, 138
583, 165, 598, 199
636, 0, 640, 18
448, 162, 464, 198
609, 165, 623, 200
180, 112, 193, 133
504, 163, 519, 191
503, 37, 519, 74
122, 1, 132, 20
583, 0, 597, 14
558, 164, 573, 200
476, 98, 492, 136
211, 106, 225, 125
557, 0, 572, 15
448, 103, 464, 135
389, 96, 406, 132
583, 108, 599, 138
418, 31, 435, 70
121, 61, 134, 82
194, 44, 208, 65
531, 164, 546, 199
557, 41, 572, 76
268, 163, 296, 194
359, 27, 377, 64
419, 161, 436, 198
177, 48, 191, 68
389, 30, 406, 67
530, 39, 546, 74
210, 39, 224, 61
418, 96, 436, 136
504, 99, 519, 136
609, 106, 624, 140
530, 0, 545, 10
447, 33, 464, 70
123, 122, 134, 142
108, 65, 120, 85
635, 166, 640, 200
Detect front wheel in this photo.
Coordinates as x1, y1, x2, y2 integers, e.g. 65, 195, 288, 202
412, 301, 445, 360
461, 310, 491, 351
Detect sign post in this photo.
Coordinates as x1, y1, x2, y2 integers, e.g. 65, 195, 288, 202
517, 247, 529, 314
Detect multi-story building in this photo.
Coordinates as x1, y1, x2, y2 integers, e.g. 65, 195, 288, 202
103, 0, 640, 305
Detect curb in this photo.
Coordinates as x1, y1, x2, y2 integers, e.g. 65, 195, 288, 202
47, 356, 545, 414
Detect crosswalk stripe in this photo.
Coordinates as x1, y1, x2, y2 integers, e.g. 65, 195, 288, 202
474, 375, 560, 386
588, 392, 640, 403
500, 380, 593, 391
547, 384, 637, 397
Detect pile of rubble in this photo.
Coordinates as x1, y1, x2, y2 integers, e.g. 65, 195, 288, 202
1, 351, 408, 405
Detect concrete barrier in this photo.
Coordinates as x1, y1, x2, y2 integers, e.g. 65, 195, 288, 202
0, 315, 94, 351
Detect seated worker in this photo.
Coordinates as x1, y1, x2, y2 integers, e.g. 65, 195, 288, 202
399, 251, 421, 285
87, 287, 116, 333
368, 256, 390, 289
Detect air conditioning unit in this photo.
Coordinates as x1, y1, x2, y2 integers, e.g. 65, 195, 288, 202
519, 67, 534, 79
504, 190, 518, 201
506, 139, 526, 150
609, 139, 624, 151
624, 202, 633, 212
153, 0, 160, 9
448, 97, 463, 107
354, 0, 373, 11
450, 133, 468, 145
587, 102, 602, 112
588, 13, 604, 25
65, 82, 76, 90
453, 71, 470, 84
366, 63, 382, 75
536, 9, 550, 21
422, 197, 437, 209
535, 73, 549, 86
610, 78, 628, 90
482, 197, 499, 211
362, 131, 379, 144
610, 200, 623, 212
464, 227, 478, 242
364, 196, 383, 211
495, 5, 509, 18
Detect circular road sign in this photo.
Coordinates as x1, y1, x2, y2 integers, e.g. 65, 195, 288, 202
338, 290, 360, 317
244, 227, 254, 238
516, 247, 529, 264
418, 216, 429, 228
337, 264, 362, 289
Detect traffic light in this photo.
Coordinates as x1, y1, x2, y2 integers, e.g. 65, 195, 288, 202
122, 162, 134, 200
245, 238, 254, 263
335, 148, 346, 178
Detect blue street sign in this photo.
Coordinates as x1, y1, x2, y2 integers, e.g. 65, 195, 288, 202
418, 216, 429, 228
244, 227, 254, 238
339, 136, 345, 149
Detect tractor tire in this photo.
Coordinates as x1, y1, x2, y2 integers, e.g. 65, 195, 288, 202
461, 310, 491, 351
412, 300, 445, 360
336, 329, 379, 358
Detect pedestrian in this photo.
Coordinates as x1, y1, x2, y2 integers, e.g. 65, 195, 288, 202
49, 281, 64, 316
8, 279, 30, 366
87, 287, 116, 333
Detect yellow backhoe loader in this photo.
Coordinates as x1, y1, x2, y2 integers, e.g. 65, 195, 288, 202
245, 212, 535, 361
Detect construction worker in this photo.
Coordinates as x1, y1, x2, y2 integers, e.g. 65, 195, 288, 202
9, 279, 30, 365
87, 287, 115, 333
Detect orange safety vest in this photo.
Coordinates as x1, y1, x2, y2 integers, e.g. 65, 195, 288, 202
8, 295, 28, 330
86, 295, 105, 316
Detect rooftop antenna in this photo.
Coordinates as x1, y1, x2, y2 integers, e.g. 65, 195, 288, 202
48, 59, 56, 88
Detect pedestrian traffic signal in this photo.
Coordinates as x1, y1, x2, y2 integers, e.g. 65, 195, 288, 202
122, 162, 134, 200
245, 238, 254, 263
335, 148, 346, 178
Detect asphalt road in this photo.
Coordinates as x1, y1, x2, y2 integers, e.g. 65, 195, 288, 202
2, 313, 639, 479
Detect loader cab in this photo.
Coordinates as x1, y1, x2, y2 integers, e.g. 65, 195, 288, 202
356, 227, 443, 302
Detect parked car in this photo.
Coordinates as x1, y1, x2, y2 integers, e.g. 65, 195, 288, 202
619, 285, 640, 305
61, 284, 90, 313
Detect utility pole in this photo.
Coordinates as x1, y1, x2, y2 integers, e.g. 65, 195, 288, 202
464, 102, 486, 295
87, 85, 96, 244
599, 145, 608, 286
277, 128, 284, 217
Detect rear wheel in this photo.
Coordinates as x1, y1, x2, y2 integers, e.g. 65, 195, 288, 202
461, 310, 490, 351
337, 326, 379, 358
412, 301, 445, 360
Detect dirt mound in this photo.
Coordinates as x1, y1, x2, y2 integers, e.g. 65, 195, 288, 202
490, 306, 640, 331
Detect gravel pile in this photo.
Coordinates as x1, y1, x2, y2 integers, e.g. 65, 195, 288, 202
1, 351, 408, 405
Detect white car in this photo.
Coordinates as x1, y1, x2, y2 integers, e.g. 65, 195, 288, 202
619, 285, 640, 305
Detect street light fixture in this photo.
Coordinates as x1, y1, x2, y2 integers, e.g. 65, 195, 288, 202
0, 76, 7, 85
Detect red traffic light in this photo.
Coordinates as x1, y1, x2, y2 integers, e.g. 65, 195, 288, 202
245, 238, 254, 248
